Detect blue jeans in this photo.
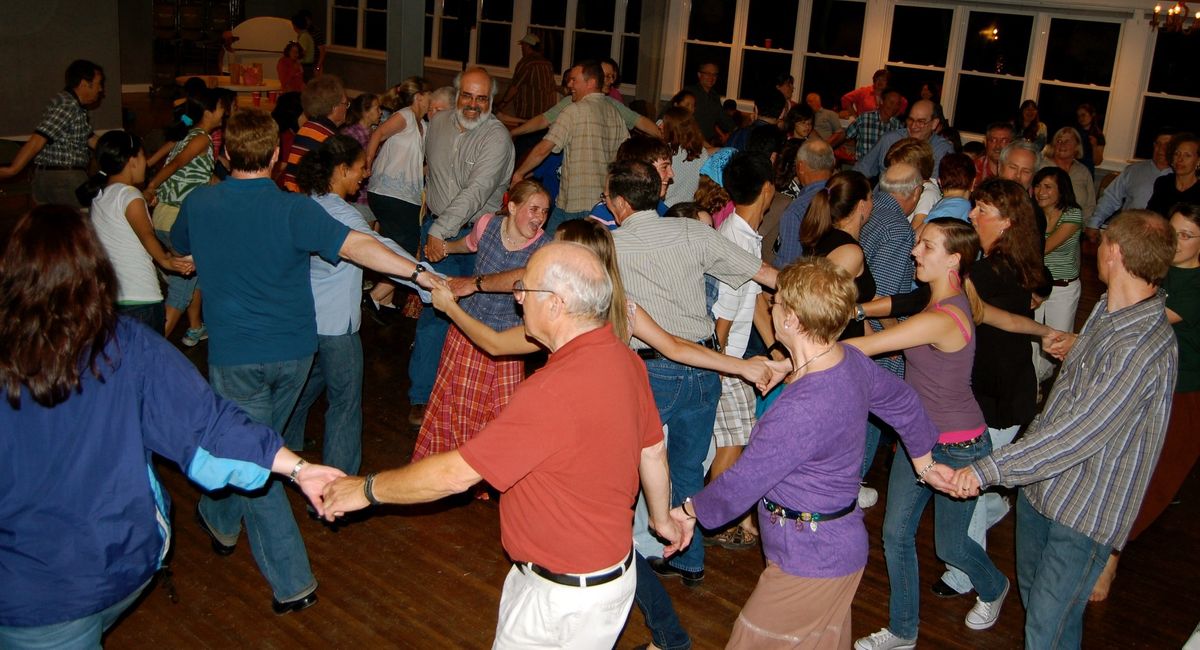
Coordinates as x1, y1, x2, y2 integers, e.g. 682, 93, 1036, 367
546, 206, 589, 235
0, 579, 151, 649
408, 219, 475, 405
201, 356, 317, 602
633, 552, 692, 650
1015, 491, 1111, 649
282, 332, 364, 474
644, 358, 720, 573
882, 436, 1007, 639
155, 230, 198, 312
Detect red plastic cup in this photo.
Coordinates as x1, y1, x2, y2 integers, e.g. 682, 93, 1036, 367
251, 91, 261, 107
764, 38, 773, 48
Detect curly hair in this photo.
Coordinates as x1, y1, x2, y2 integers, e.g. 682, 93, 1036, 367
296, 134, 364, 195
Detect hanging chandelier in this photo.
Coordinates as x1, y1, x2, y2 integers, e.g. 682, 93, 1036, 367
1151, 2, 1199, 33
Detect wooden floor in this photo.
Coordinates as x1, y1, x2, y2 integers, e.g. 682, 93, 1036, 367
2, 94, 1197, 648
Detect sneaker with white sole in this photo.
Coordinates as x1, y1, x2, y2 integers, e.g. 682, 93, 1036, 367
965, 578, 1009, 630
854, 628, 916, 650
858, 484, 879, 509
182, 325, 208, 347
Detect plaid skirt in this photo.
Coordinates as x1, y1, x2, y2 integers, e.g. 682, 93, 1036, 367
411, 325, 524, 462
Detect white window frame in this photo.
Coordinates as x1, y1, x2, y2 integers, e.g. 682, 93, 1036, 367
1030, 13, 1125, 139
882, 2, 957, 111
326, 0, 388, 58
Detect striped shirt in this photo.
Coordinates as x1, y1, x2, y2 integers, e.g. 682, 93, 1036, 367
973, 293, 1177, 549
506, 52, 558, 120
1043, 206, 1082, 280
33, 91, 92, 168
859, 189, 914, 377
282, 117, 338, 192
546, 93, 629, 212
613, 210, 762, 348
157, 128, 213, 207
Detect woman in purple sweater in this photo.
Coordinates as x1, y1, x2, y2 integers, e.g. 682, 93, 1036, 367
670, 258, 953, 649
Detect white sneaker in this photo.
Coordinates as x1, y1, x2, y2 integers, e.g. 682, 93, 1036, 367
854, 628, 916, 650
858, 484, 879, 509
965, 578, 1009, 630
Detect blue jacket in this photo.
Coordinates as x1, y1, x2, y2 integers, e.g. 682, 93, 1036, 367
0, 319, 283, 627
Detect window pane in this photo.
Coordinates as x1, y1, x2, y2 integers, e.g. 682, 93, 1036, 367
801, 57, 859, 111
1148, 31, 1200, 98
621, 36, 639, 85
808, 0, 865, 57
886, 66, 945, 107
576, 0, 615, 32
425, 0, 433, 12
441, 0, 464, 19
481, 1, 512, 22
625, 0, 642, 34
889, 5, 951, 67
573, 32, 613, 66
334, 0, 356, 6
746, 0, 798, 51
477, 22, 511, 67
440, 17, 468, 62
424, 15, 432, 57
955, 74, 1024, 133
530, 0, 566, 27
684, 44, 732, 97
740, 50, 793, 106
1037, 84, 1109, 138
532, 28, 565, 71
367, 0, 386, 10
364, 11, 387, 51
1136, 97, 1200, 158
332, 7, 357, 47
688, 0, 736, 44
1042, 19, 1119, 86
962, 12, 1032, 76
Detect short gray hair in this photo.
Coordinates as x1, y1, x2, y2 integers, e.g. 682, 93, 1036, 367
429, 86, 455, 107
537, 242, 611, 324
796, 139, 835, 172
879, 162, 922, 197
1000, 140, 1042, 168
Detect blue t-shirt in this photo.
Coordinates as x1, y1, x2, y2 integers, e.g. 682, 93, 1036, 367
588, 199, 669, 231
925, 196, 972, 223
172, 177, 350, 365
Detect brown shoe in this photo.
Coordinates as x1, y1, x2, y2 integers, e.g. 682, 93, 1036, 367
408, 404, 426, 426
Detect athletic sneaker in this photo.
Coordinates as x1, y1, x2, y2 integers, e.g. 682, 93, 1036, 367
854, 628, 916, 650
182, 325, 208, 347
858, 484, 879, 509
965, 578, 1009, 630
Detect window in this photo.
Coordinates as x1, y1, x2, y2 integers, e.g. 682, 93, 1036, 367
1137, 31, 1200, 158
1037, 18, 1120, 138
802, 0, 865, 110
621, 0, 641, 85
953, 11, 1033, 133
331, 0, 387, 52
886, 4, 953, 106
477, 2, 513, 68
528, 0, 567, 73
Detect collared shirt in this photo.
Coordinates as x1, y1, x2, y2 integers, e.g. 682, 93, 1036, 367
1089, 160, 1172, 229
855, 129, 955, 180
546, 93, 630, 212
33, 90, 92, 168
775, 179, 829, 267
974, 156, 1000, 183
973, 294, 1176, 549
506, 52, 558, 119
859, 189, 915, 377
712, 212, 763, 358
424, 110, 515, 240
543, 95, 641, 129
812, 108, 842, 141
613, 210, 763, 347
843, 111, 901, 162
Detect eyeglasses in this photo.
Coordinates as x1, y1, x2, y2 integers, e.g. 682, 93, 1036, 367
1176, 230, 1197, 241
906, 117, 932, 127
512, 279, 556, 302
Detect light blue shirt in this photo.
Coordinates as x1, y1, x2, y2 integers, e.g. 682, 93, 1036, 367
1089, 160, 1172, 229
854, 129, 954, 180
309, 193, 433, 336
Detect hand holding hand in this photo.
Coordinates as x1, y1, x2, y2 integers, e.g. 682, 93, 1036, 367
920, 463, 959, 496
430, 279, 456, 312
292, 462, 346, 518
953, 467, 982, 498
664, 507, 697, 557
447, 276, 476, 297
321, 475, 370, 521
761, 357, 792, 392
169, 255, 195, 275
1043, 331, 1076, 361
424, 235, 447, 263
143, 187, 158, 208
739, 357, 773, 394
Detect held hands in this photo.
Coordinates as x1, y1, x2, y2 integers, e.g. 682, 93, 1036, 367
1041, 331, 1077, 361
918, 462, 960, 496
762, 357, 793, 392
321, 475, 370, 521
169, 254, 195, 275
292, 462, 347, 519
952, 467, 982, 498
446, 276, 476, 297
424, 234, 448, 263
738, 357, 774, 394
429, 277, 457, 312
663, 507, 697, 558
143, 187, 159, 208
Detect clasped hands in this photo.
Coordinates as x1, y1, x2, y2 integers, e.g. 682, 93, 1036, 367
1040, 330, 1076, 361
918, 462, 984, 500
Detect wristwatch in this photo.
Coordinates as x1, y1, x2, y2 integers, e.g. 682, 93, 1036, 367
409, 263, 428, 283
475, 275, 484, 292
854, 304, 866, 322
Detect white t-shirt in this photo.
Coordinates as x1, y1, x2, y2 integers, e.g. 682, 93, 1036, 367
368, 106, 425, 204
910, 179, 942, 222
91, 183, 162, 303
711, 211, 763, 358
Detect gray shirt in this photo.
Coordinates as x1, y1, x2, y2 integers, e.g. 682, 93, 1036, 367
424, 110, 515, 240
813, 107, 842, 141
613, 210, 762, 347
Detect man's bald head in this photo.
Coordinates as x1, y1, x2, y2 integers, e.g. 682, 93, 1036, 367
905, 100, 938, 141
528, 242, 612, 325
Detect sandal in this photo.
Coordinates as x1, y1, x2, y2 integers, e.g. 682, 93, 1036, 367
706, 527, 759, 550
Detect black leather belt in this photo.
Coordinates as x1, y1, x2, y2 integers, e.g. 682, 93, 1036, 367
517, 552, 633, 588
34, 164, 87, 171
938, 432, 986, 449
637, 336, 720, 360
762, 497, 856, 532
1051, 276, 1079, 287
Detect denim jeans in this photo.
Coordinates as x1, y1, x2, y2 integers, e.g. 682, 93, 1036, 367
200, 356, 317, 602
408, 219, 475, 405
644, 358, 720, 573
117, 302, 165, 334
281, 332, 364, 474
155, 230, 198, 312
940, 425, 1020, 594
546, 206, 589, 235
1015, 491, 1111, 650
0, 579, 151, 649
882, 436, 1007, 639
633, 552, 692, 650
632, 424, 715, 560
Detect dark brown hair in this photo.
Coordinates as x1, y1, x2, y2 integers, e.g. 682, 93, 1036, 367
0, 206, 118, 408
800, 170, 871, 249
971, 178, 1046, 291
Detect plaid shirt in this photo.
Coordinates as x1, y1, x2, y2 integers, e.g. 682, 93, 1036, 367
973, 293, 1177, 549
546, 93, 629, 212
843, 110, 900, 162
34, 91, 92, 168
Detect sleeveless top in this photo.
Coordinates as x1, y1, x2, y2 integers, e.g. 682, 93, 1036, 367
459, 216, 551, 330
812, 228, 876, 340
903, 292, 986, 439
368, 106, 425, 204
157, 127, 214, 207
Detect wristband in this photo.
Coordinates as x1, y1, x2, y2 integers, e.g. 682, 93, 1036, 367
854, 304, 866, 322
475, 274, 484, 292
409, 263, 427, 283
288, 459, 307, 483
681, 496, 697, 520
364, 472, 382, 506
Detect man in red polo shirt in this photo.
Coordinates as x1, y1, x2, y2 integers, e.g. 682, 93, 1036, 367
323, 242, 684, 647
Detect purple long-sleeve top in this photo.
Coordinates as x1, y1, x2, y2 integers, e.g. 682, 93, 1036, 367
691, 345, 940, 578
